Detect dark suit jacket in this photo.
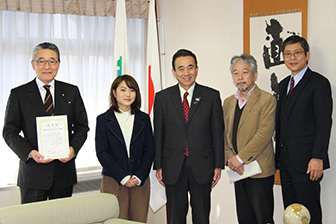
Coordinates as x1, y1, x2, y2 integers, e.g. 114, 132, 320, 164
3, 79, 89, 190
153, 83, 224, 185
275, 68, 332, 172
95, 109, 155, 186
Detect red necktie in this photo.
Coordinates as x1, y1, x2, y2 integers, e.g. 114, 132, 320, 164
43, 85, 54, 116
183, 92, 189, 156
287, 77, 294, 98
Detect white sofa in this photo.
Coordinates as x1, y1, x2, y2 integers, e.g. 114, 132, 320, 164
0, 193, 143, 224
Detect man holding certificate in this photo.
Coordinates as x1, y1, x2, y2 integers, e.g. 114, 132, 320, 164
223, 53, 276, 224
3, 42, 89, 204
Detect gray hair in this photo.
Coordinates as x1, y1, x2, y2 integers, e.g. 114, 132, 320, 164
32, 42, 60, 63
230, 53, 257, 75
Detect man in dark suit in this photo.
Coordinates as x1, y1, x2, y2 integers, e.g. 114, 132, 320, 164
154, 49, 224, 224
3, 42, 89, 204
275, 36, 332, 224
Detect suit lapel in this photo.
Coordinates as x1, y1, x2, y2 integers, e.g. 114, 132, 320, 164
54, 80, 67, 115
277, 75, 290, 113
106, 109, 126, 146
107, 110, 148, 158
27, 80, 46, 115
226, 97, 237, 146
169, 83, 204, 125
27, 79, 66, 116
170, 85, 186, 124
188, 83, 202, 124
287, 69, 312, 113
239, 86, 260, 129
131, 112, 145, 144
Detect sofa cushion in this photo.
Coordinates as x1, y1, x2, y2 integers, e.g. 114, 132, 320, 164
104, 219, 145, 224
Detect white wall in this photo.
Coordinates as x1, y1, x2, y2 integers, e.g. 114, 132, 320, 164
147, 0, 336, 223
308, 2, 336, 224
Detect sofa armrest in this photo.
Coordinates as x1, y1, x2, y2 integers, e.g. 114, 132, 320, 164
0, 193, 119, 224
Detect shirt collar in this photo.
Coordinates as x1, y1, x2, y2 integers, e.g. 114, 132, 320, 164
234, 84, 256, 101
234, 84, 256, 109
291, 66, 308, 87
178, 82, 195, 99
36, 78, 55, 90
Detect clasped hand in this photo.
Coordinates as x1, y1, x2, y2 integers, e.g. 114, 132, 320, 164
228, 156, 245, 175
125, 176, 139, 188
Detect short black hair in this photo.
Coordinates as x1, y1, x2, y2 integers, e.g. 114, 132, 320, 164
172, 49, 198, 71
282, 35, 310, 55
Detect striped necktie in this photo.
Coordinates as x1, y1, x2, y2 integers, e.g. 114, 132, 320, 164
43, 85, 54, 116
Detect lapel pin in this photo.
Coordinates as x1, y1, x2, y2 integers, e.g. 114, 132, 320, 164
194, 97, 201, 104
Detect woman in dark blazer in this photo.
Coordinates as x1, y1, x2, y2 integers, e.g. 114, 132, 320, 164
95, 75, 155, 222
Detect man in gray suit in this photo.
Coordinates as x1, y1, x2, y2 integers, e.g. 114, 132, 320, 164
154, 49, 224, 224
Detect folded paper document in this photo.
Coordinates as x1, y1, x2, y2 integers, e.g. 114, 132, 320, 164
227, 160, 262, 183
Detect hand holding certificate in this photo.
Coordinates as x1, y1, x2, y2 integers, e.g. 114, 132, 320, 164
36, 115, 69, 159
227, 160, 262, 183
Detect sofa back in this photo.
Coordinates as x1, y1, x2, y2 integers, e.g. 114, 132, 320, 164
0, 193, 119, 224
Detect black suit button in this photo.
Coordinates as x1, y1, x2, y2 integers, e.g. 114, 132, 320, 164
131, 159, 134, 163
130, 146, 134, 149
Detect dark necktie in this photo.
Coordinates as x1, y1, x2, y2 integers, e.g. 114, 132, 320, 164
287, 77, 294, 98
183, 92, 189, 156
43, 85, 54, 116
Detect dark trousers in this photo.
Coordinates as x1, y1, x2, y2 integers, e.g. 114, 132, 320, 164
280, 147, 322, 224
234, 175, 274, 224
20, 178, 73, 204
165, 157, 212, 224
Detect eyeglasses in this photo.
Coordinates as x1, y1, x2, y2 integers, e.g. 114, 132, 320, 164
283, 51, 305, 59
33, 59, 58, 67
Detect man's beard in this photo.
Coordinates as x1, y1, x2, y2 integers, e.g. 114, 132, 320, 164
237, 82, 248, 92
239, 87, 248, 92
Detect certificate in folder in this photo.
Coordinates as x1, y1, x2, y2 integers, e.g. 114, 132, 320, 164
227, 160, 262, 183
36, 115, 69, 159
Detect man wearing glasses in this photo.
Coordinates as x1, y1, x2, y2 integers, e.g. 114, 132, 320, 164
3, 42, 89, 204
275, 35, 332, 224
